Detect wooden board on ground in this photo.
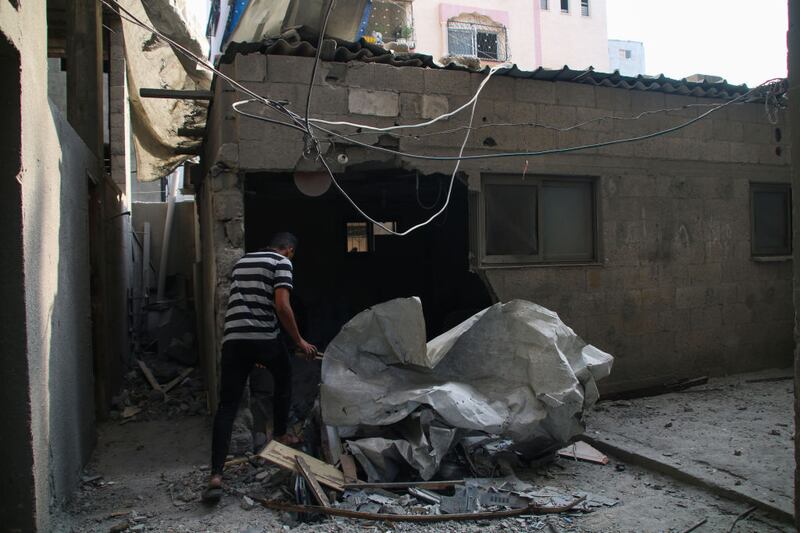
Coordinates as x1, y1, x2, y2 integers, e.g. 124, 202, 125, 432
557, 440, 609, 465
259, 440, 346, 491
340, 454, 359, 484
162, 367, 193, 394
343, 480, 464, 491
137, 359, 163, 393
295, 456, 331, 507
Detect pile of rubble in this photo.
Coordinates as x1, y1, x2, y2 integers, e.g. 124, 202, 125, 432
214, 298, 617, 525
109, 354, 206, 423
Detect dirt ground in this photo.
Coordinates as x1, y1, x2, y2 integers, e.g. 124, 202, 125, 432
53, 369, 797, 533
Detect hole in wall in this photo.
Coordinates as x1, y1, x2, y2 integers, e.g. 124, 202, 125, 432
775, 146, 782, 157
775, 127, 782, 143
483, 137, 497, 147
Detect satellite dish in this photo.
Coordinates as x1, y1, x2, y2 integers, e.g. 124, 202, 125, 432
294, 171, 331, 197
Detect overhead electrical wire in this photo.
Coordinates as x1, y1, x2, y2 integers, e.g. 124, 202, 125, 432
102, 0, 786, 236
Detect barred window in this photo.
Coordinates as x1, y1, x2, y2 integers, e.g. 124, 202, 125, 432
581, 0, 590, 16
447, 21, 509, 61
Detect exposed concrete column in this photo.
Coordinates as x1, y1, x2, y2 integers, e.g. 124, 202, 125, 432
109, 15, 131, 202
790, 0, 800, 527
66, 0, 103, 158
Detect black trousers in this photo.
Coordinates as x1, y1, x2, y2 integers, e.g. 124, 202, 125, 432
211, 338, 292, 475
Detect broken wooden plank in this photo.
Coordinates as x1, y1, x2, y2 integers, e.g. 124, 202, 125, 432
121, 406, 142, 419
161, 367, 194, 394
601, 376, 709, 401
295, 456, 331, 507
557, 441, 609, 465
137, 359, 163, 393
340, 454, 359, 484
259, 440, 345, 491
343, 480, 465, 491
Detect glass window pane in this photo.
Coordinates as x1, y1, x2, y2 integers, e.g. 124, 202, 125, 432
448, 28, 475, 56
476, 32, 499, 60
347, 222, 369, 253
753, 189, 790, 254
485, 185, 538, 256
541, 0, 549, 9
542, 182, 594, 261
561, 0, 569, 12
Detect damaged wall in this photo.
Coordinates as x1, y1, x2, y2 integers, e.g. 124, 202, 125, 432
199, 53, 792, 396
0, 2, 96, 530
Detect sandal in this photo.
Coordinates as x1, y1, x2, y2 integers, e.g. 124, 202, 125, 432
202, 476, 223, 504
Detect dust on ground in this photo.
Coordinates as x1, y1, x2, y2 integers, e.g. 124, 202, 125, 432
53, 368, 796, 533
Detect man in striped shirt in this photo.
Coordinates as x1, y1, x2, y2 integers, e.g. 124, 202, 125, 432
205, 232, 317, 502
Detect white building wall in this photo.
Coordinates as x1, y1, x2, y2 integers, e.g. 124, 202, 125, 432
412, 1, 537, 70
608, 39, 646, 76
537, 0, 609, 71
411, 0, 609, 71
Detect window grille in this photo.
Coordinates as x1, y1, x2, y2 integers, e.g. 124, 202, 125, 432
581, 0, 589, 16
446, 21, 509, 61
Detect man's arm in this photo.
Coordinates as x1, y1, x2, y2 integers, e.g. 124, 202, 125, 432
274, 287, 317, 358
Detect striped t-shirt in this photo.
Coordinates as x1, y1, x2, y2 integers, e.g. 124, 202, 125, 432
223, 251, 293, 342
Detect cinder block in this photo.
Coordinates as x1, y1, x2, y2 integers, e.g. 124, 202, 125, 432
555, 82, 596, 108
399, 93, 421, 117
210, 171, 240, 193
514, 79, 555, 105
595, 86, 632, 111
213, 192, 243, 221
420, 95, 450, 120
477, 75, 514, 102
711, 120, 744, 142
308, 85, 349, 116
729, 142, 759, 164
424, 68, 472, 96
267, 55, 315, 84
629, 90, 666, 113
224, 219, 244, 248
216, 246, 243, 281
239, 137, 303, 171
235, 53, 267, 82
537, 105, 577, 128
371, 63, 426, 93
688, 262, 722, 285
348, 89, 399, 117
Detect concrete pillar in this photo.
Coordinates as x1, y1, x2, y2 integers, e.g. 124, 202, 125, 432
66, 0, 103, 158
790, 0, 800, 527
109, 15, 132, 202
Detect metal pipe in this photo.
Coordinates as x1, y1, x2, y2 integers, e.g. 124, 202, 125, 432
156, 171, 179, 301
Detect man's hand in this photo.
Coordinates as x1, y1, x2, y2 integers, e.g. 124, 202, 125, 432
297, 339, 318, 360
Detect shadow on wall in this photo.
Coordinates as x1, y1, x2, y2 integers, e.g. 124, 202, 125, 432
0, 30, 34, 533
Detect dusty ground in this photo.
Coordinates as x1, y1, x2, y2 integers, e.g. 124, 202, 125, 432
587, 367, 795, 519
53, 369, 796, 533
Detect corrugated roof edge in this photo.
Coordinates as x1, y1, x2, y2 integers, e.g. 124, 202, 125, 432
220, 33, 783, 101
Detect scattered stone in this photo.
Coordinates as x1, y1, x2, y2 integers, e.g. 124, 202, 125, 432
241, 495, 255, 510
615, 464, 626, 472
149, 390, 165, 402
109, 522, 129, 532
734, 449, 743, 456
769, 429, 781, 436
255, 470, 270, 482
664, 422, 673, 428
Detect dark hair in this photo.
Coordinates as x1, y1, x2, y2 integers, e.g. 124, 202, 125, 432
269, 232, 298, 250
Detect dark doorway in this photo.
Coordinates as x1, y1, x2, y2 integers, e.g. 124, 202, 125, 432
244, 168, 492, 349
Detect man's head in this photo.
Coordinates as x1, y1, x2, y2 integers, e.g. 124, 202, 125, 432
269, 232, 299, 259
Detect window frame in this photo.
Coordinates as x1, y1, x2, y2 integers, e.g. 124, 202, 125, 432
750, 182, 792, 257
479, 174, 600, 265
446, 21, 507, 61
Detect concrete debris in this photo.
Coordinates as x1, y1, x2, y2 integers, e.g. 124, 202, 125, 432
322, 298, 613, 480
241, 495, 255, 510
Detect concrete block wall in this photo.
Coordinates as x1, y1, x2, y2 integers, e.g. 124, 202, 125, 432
203, 54, 792, 393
